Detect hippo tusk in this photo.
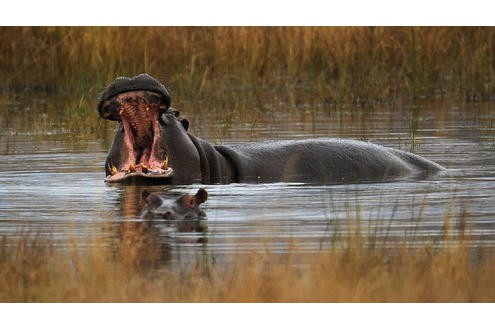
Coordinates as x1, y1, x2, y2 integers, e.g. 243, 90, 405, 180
161, 156, 169, 170
110, 166, 118, 176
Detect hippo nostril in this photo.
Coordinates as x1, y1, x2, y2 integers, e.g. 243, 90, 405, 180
100, 99, 122, 120
144, 92, 162, 105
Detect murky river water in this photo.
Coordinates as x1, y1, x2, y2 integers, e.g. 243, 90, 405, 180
1, 96, 494, 265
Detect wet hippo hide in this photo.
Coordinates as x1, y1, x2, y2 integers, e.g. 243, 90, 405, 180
98, 74, 444, 184
140, 188, 208, 222
214, 139, 443, 183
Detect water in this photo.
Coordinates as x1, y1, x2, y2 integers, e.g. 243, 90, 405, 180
1, 96, 495, 265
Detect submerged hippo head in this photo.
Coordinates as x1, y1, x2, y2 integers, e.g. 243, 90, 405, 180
99, 74, 200, 183
140, 188, 208, 223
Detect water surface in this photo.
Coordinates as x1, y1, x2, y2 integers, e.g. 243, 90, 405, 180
1, 96, 494, 265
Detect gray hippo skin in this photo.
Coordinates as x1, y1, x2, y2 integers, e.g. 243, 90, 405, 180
98, 74, 444, 184
140, 188, 208, 233
140, 188, 208, 220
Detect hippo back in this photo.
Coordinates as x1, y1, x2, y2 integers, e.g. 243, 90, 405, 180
215, 138, 444, 184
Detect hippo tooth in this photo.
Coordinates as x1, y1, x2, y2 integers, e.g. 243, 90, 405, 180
110, 166, 118, 176
141, 163, 149, 173
128, 163, 136, 172
119, 108, 124, 115
161, 156, 169, 169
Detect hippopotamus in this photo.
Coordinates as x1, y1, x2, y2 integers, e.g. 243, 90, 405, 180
140, 188, 208, 221
117, 188, 207, 266
140, 188, 208, 233
140, 188, 208, 232
98, 74, 444, 184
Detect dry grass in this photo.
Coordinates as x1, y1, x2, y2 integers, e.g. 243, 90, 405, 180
1, 27, 494, 104
1, 27, 495, 303
1, 233, 494, 302
1, 27, 493, 134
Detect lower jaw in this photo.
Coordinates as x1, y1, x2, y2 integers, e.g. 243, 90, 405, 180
105, 166, 174, 183
106, 147, 171, 183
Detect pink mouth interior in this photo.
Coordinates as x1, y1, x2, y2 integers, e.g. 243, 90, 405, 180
105, 168, 173, 183
105, 91, 173, 182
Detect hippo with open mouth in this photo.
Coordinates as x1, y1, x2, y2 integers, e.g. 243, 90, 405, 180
98, 74, 444, 184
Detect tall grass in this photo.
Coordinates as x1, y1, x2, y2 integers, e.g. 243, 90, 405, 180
1, 232, 494, 302
1, 27, 493, 135
2, 27, 494, 303
1, 27, 494, 106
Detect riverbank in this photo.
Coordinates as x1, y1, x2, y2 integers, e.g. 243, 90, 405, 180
1, 233, 493, 302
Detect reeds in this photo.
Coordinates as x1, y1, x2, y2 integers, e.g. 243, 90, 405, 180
1, 232, 494, 302
1, 27, 493, 135
1, 27, 494, 104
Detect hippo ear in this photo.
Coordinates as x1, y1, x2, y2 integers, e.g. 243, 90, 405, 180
180, 195, 196, 209
181, 118, 189, 131
195, 188, 208, 204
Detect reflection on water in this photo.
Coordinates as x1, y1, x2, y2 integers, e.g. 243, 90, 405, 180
1, 96, 495, 265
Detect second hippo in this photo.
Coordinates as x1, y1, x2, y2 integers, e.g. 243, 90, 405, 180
140, 188, 208, 233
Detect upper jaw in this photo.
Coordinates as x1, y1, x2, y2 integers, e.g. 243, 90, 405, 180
97, 74, 171, 120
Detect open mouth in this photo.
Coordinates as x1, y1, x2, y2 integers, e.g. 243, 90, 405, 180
100, 90, 173, 183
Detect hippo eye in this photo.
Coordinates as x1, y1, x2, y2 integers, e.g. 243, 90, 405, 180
163, 212, 172, 220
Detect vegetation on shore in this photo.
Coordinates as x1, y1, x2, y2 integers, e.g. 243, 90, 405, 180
1, 232, 493, 302
1, 27, 494, 303
1, 27, 494, 107
1, 27, 493, 135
